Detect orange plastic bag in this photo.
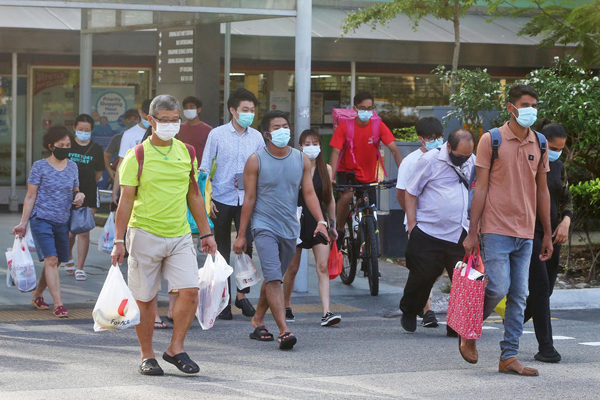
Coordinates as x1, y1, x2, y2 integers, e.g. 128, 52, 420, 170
328, 241, 343, 280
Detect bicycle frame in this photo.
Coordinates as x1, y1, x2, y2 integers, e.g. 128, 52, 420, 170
350, 190, 380, 259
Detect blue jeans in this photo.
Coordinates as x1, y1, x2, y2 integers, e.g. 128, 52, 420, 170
481, 234, 533, 360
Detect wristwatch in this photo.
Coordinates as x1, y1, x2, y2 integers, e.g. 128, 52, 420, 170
113, 239, 125, 245
317, 220, 328, 228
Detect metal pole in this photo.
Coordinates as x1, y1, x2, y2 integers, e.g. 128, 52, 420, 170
9, 52, 18, 212
223, 22, 231, 124
294, 0, 312, 293
79, 9, 93, 115
294, 0, 312, 146
350, 61, 356, 105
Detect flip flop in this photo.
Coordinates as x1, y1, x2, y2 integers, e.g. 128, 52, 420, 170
277, 332, 297, 350
162, 352, 199, 374
139, 358, 164, 376
154, 320, 169, 329
249, 325, 274, 341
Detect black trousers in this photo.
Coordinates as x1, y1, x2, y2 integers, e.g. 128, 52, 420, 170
212, 200, 253, 298
400, 226, 466, 316
524, 234, 561, 353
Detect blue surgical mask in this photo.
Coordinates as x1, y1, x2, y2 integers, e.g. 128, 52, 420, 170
141, 119, 150, 129
357, 110, 373, 122
236, 112, 255, 129
270, 128, 291, 148
511, 104, 538, 128
548, 149, 562, 162
75, 130, 91, 142
425, 137, 443, 151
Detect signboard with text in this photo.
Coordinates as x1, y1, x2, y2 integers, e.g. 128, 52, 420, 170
157, 28, 195, 84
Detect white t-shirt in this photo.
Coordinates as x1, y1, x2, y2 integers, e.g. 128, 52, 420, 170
118, 124, 147, 158
396, 148, 426, 229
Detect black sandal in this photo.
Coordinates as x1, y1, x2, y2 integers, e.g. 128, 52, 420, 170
278, 332, 297, 350
249, 325, 274, 341
162, 352, 200, 374
138, 358, 164, 376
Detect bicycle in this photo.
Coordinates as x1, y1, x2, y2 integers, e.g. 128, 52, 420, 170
336, 179, 397, 296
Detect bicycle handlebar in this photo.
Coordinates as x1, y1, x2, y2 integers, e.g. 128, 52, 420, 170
335, 179, 397, 190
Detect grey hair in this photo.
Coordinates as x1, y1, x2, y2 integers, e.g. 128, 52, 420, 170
149, 94, 181, 116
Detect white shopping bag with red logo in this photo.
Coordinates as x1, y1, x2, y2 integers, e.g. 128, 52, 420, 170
93, 264, 140, 332
5, 236, 37, 292
98, 212, 115, 254
196, 251, 233, 330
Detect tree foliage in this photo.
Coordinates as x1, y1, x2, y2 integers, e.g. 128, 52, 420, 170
490, 0, 600, 67
340, 0, 476, 72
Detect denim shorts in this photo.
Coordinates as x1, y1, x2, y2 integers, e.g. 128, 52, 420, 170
29, 217, 70, 263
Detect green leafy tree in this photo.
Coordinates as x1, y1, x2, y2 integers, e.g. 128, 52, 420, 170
490, 0, 600, 67
340, 0, 476, 74
570, 178, 600, 281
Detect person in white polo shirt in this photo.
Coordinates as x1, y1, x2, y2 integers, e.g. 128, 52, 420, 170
395, 117, 444, 329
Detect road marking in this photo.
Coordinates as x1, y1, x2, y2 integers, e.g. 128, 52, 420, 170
552, 336, 575, 340
482, 326, 499, 330
579, 342, 600, 346
523, 331, 535, 334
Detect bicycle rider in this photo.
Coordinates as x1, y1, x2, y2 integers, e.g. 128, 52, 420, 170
329, 91, 403, 248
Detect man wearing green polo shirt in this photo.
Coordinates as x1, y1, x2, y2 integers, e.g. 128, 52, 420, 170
111, 94, 217, 376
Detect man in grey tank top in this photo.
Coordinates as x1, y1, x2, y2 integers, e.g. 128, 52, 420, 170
233, 110, 329, 350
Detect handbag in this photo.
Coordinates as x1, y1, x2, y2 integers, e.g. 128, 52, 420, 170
328, 241, 343, 280
447, 253, 486, 340
70, 206, 95, 234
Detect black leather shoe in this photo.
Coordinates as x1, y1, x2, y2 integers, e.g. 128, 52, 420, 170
217, 304, 233, 320
534, 348, 561, 363
235, 297, 256, 317
401, 313, 417, 332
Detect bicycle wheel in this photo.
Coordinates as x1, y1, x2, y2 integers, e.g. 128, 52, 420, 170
340, 218, 357, 285
364, 216, 380, 296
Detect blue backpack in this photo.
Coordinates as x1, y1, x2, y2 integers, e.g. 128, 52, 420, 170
466, 128, 547, 218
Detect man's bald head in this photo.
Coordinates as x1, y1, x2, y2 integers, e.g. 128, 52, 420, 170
448, 128, 474, 151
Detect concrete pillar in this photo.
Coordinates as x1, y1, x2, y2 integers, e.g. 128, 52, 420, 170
9, 52, 18, 212
223, 22, 231, 125
79, 10, 93, 115
294, 0, 313, 293
350, 61, 356, 104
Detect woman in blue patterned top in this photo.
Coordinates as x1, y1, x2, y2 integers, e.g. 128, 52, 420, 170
12, 125, 85, 318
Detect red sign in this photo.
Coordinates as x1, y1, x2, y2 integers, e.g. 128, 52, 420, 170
34, 70, 70, 95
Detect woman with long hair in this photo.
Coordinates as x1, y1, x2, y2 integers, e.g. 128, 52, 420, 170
283, 129, 341, 326
524, 119, 573, 363
12, 125, 85, 318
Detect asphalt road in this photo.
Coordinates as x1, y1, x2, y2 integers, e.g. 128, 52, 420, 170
1, 297, 599, 400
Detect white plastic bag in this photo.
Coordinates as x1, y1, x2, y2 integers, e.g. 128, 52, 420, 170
5, 236, 37, 293
196, 251, 233, 330
93, 264, 140, 332
25, 229, 37, 252
98, 212, 116, 254
234, 253, 261, 290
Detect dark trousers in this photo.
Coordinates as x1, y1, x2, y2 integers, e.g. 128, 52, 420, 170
524, 234, 561, 353
212, 200, 253, 299
400, 226, 467, 316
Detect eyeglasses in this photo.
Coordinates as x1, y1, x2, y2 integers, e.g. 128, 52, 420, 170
356, 106, 375, 112
151, 115, 181, 124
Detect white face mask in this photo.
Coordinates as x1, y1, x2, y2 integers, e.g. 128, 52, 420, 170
183, 109, 198, 120
153, 119, 180, 141
302, 145, 321, 159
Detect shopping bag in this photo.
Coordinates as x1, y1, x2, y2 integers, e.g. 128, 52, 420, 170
93, 265, 140, 332
5, 236, 37, 293
70, 206, 95, 234
233, 253, 261, 290
328, 241, 343, 280
447, 254, 486, 340
98, 212, 116, 254
25, 229, 37, 252
187, 171, 214, 234
196, 251, 233, 330
494, 296, 507, 319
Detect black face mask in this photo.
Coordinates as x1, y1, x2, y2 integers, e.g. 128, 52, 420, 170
52, 147, 70, 160
449, 151, 470, 167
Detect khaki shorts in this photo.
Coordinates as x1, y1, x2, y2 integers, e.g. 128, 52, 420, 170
126, 227, 198, 302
